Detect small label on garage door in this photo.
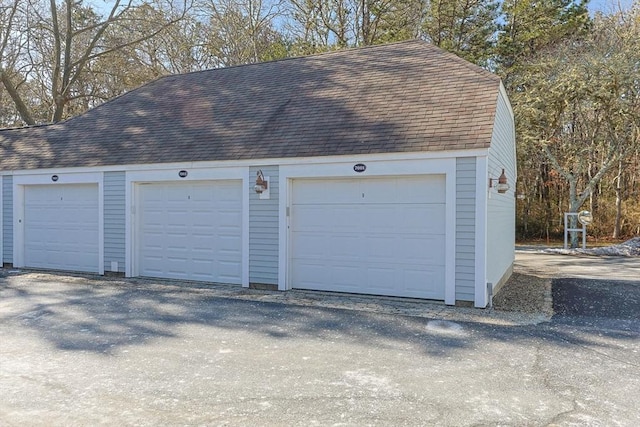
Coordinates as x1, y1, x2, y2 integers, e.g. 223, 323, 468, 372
353, 163, 366, 173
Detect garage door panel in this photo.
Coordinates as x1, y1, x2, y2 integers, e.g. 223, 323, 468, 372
329, 265, 363, 287
218, 234, 241, 247
397, 205, 446, 233
293, 180, 361, 204
405, 268, 445, 299
361, 205, 444, 234
401, 175, 446, 202
191, 236, 215, 248
291, 262, 329, 287
333, 207, 361, 230
295, 262, 361, 289
375, 235, 445, 264
290, 206, 325, 230
365, 267, 396, 290
328, 235, 362, 258
192, 217, 215, 229
137, 181, 242, 284
217, 260, 242, 280
363, 235, 400, 260
291, 233, 328, 257
191, 230, 215, 240
291, 205, 360, 231
292, 233, 363, 260
291, 176, 446, 300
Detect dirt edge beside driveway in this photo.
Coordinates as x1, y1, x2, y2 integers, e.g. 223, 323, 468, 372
493, 272, 553, 316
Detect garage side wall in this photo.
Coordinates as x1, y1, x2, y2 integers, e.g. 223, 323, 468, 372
249, 166, 279, 286
487, 86, 516, 291
455, 157, 476, 301
104, 171, 126, 273
2, 175, 12, 265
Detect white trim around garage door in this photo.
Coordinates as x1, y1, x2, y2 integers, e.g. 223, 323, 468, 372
125, 166, 250, 287
12, 172, 104, 274
278, 157, 457, 305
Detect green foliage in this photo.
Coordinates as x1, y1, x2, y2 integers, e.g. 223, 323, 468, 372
496, 0, 591, 83
422, 0, 499, 66
513, 7, 640, 239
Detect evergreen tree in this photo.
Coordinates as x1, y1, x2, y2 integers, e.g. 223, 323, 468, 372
422, 0, 499, 66
496, 0, 590, 83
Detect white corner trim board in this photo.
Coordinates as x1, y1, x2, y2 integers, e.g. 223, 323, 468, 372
474, 156, 489, 308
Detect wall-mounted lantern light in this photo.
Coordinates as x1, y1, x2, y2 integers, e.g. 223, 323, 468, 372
254, 169, 270, 199
489, 169, 510, 194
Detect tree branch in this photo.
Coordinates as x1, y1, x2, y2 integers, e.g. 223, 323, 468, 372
0, 69, 36, 125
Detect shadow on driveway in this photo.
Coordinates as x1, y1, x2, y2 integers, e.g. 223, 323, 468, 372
1, 271, 639, 359
1, 271, 473, 356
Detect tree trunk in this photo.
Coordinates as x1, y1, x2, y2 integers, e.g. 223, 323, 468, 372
613, 160, 623, 239
361, 0, 370, 45
0, 70, 36, 125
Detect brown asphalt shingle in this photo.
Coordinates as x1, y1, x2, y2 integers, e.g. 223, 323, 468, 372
0, 40, 502, 171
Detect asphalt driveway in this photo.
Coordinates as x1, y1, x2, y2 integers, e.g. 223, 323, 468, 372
553, 278, 640, 320
1, 253, 639, 426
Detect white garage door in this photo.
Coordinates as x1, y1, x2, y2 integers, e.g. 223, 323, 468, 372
137, 181, 242, 283
24, 184, 100, 273
291, 176, 446, 300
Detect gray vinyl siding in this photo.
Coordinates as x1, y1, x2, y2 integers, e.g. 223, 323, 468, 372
104, 171, 126, 273
487, 89, 516, 288
2, 175, 12, 264
455, 157, 476, 301
249, 166, 279, 285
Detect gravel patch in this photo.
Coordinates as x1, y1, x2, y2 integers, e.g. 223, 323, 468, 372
493, 273, 553, 317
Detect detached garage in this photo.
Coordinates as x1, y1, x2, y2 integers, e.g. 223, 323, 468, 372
0, 40, 516, 308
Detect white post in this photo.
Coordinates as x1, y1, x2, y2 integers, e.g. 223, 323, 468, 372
564, 213, 569, 249
564, 212, 587, 250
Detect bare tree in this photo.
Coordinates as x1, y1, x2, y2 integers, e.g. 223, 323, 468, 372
0, 0, 190, 125
202, 0, 286, 67
513, 8, 640, 244
0, 0, 35, 125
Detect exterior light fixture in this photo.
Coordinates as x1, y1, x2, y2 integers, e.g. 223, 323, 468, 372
489, 169, 510, 194
254, 170, 268, 194
254, 170, 270, 199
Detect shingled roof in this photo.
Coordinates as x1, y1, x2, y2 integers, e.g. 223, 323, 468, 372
0, 40, 502, 171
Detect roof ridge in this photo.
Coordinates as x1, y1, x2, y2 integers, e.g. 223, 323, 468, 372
0, 122, 53, 132
137, 39, 427, 79
27, 39, 499, 129
62, 42, 424, 126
